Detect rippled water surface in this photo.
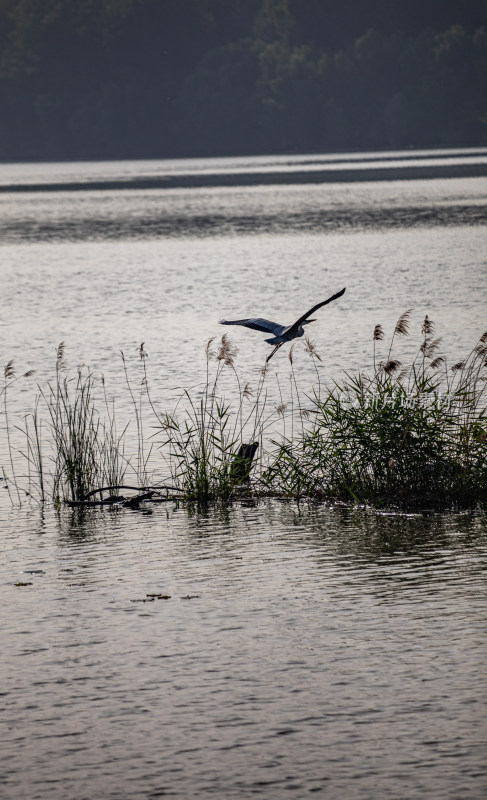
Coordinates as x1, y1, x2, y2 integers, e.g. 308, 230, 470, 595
1, 149, 486, 391
1, 150, 487, 798
1, 503, 487, 799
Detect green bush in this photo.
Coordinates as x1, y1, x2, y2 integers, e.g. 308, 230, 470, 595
263, 315, 487, 508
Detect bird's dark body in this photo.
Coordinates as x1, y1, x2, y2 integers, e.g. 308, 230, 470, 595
219, 287, 346, 361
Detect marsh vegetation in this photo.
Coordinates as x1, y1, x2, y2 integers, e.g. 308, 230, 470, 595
2, 313, 486, 510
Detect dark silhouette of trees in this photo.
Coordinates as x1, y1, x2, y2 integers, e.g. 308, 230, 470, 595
0, 0, 485, 160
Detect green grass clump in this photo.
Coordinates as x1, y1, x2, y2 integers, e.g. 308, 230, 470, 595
3, 344, 128, 504
158, 335, 264, 504
263, 314, 487, 508
41, 344, 127, 502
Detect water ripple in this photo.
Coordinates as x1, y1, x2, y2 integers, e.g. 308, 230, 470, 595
1, 502, 486, 798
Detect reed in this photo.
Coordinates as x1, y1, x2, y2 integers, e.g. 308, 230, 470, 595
263, 315, 487, 508
1, 319, 486, 510
6, 345, 129, 503
41, 362, 126, 502
2, 360, 36, 505
157, 335, 267, 503
19, 397, 45, 502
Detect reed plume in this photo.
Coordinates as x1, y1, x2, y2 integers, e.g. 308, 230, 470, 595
386, 309, 412, 361
421, 337, 443, 357
205, 337, 216, 360
4, 360, 14, 380
394, 310, 411, 336
56, 342, 66, 373
383, 359, 401, 375
216, 334, 238, 367
304, 337, 322, 360
138, 342, 148, 360
421, 315, 434, 336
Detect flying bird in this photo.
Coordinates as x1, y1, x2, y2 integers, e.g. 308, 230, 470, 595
220, 287, 346, 362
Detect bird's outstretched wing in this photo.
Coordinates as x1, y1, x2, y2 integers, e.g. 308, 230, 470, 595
288, 287, 346, 332
219, 318, 285, 337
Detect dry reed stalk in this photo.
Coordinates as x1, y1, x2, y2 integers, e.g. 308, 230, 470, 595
387, 309, 411, 361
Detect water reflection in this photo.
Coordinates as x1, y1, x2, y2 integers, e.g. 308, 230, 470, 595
27, 498, 486, 605
56, 504, 123, 540
271, 503, 487, 595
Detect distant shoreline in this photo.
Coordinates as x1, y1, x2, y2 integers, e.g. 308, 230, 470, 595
1, 161, 487, 193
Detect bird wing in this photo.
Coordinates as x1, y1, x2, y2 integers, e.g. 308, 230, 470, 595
287, 287, 346, 332
219, 318, 285, 336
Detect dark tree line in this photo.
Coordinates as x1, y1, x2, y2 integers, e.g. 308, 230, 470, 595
0, 0, 486, 160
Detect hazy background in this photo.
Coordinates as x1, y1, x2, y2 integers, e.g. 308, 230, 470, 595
0, 0, 486, 161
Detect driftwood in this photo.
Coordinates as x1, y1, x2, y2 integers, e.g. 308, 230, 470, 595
230, 442, 259, 484
123, 492, 155, 509
65, 484, 181, 507
81, 484, 180, 500
64, 453, 259, 507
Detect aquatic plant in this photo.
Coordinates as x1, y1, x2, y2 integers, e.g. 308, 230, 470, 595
2, 360, 36, 505
1, 317, 486, 510
39, 347, 128, 502
262, 315, 487, 508
5, 345, 130, 503
156, 334, 266, 504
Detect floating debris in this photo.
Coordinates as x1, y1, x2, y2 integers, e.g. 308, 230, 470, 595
130, 593, 172, 603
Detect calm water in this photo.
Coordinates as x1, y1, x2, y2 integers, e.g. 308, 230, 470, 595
1, 150, 487, 798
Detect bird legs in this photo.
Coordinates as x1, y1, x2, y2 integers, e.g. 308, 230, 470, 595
266, 341, 285, 363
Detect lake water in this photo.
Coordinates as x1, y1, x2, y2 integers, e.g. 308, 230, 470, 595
1, 149, 487, 798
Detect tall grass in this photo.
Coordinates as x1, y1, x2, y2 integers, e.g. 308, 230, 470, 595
39, 346, 128, 502
2, 360, 36, 504
3, 344, 130, 503
1, 318, 486, 509
263, 315, 487, 508
156, 335, 267, 503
